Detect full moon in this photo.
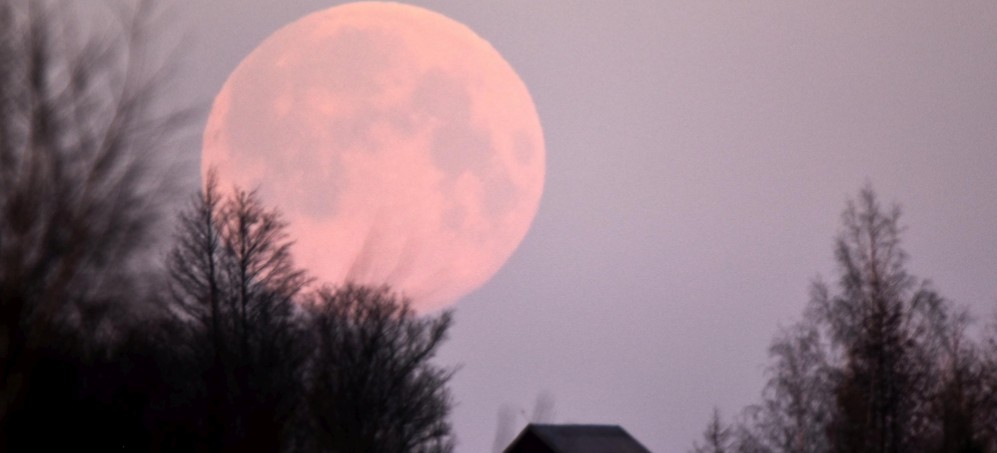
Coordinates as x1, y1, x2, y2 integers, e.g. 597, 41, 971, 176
202, 2, 545, 311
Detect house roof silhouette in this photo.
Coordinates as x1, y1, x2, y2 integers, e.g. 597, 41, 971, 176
504, 424, 652, 453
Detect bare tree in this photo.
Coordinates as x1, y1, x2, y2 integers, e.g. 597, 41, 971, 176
981, 314, 997, 449
304, 284, 456, 453
916, 300, 995, 451
808, 186, 938, 452
0, 0, 185, 439
692, 408, 732, 453
166, 175, 309, 451
739, 320, 834, 453
697, 185, 997, 453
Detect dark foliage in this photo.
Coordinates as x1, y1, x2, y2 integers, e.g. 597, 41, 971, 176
691, 408, 732, 453
815, 188, 932, 452
0, 0, 184, 444
4, 316, 198, 450
4, 175, 460, 452
303, 284, 456, 453
694, 186, 997, 453
0, 2, 459, 451
737, 321, 833, 453
166, 175, 310, 451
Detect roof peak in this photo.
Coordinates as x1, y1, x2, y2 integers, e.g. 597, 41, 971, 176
506, 423, 652, 453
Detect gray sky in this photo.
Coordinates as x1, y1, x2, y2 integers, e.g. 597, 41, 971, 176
167, 1, 997, 451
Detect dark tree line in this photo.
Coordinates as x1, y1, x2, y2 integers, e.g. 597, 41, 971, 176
0, 0, 176, 432
303, 285, 455, 453
0, 2, 456, 451
693, 187, 997, 453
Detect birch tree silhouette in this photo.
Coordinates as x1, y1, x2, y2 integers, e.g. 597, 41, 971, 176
694, 186, 996, 452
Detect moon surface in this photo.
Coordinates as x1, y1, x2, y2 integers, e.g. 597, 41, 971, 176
202, 2, 545, 311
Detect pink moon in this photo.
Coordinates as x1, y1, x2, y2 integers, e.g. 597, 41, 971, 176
202, 2, 545, 311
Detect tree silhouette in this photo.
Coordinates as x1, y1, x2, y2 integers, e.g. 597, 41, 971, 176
0, 0, 184, 443
165, 179, 461, 451
916, 300, 993, 451
304, 283, 456, 453
693, 186, 997, 453
982, 316, 997, 447
167, 174, 309, 451
738, 321, 833, 453
810, 187, 937, 452
0, 2, 463, 450
691, 408, 732, 453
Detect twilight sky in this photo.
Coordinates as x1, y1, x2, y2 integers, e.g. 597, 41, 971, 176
162, 1, 997, 451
